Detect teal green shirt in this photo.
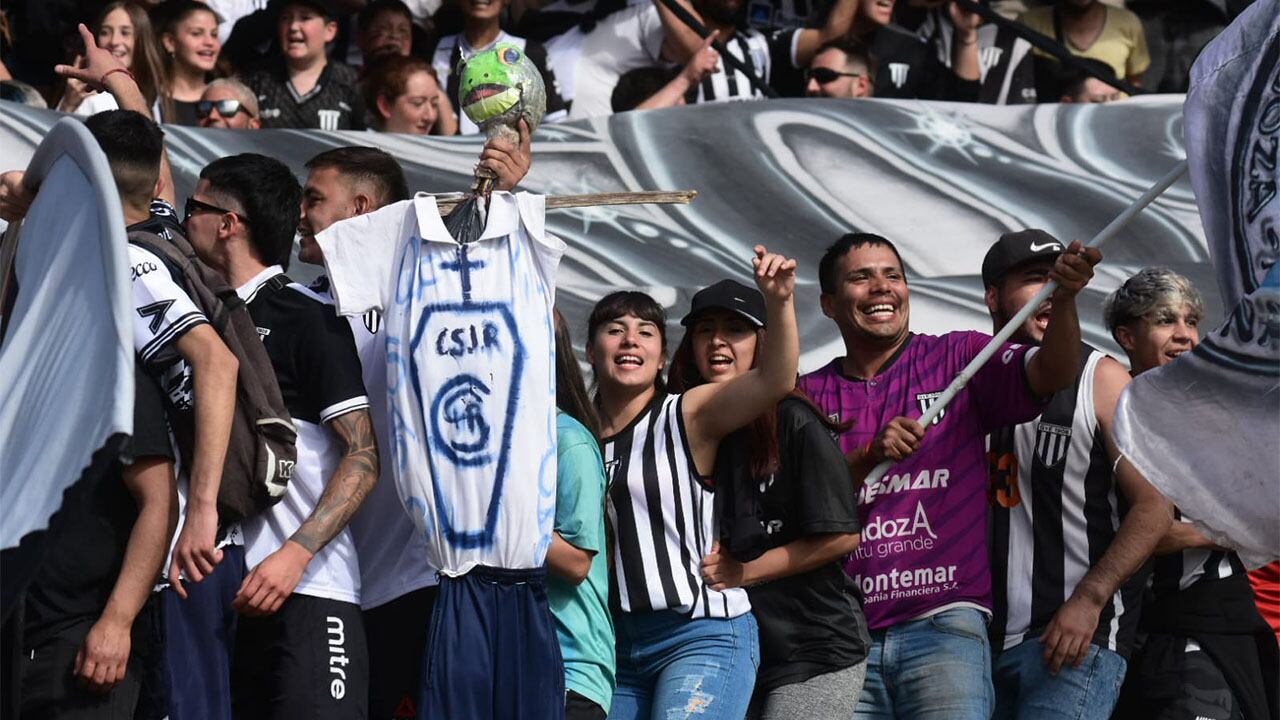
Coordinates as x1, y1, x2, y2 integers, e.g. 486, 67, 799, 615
549, 413, 616, 712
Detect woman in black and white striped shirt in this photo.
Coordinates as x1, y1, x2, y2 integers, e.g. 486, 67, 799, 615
586, 245, 799, 720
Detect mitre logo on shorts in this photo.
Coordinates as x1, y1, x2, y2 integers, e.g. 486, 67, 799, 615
915, 391, 945, 425
1035, 421, 1072, 468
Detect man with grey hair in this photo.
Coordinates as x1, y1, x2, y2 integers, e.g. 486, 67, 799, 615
1106, 267, 1279, 720
981, 231, 1172, 719
196, 78, 260, 130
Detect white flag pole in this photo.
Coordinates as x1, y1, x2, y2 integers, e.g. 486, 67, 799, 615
861, 159, 1189, 487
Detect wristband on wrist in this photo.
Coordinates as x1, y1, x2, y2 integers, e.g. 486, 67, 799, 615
100, 67, 135, 88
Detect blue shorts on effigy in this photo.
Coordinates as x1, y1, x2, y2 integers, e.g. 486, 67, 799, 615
417, 565, 563, 720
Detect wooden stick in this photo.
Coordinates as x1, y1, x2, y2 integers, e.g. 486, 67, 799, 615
428, 190, 698, 215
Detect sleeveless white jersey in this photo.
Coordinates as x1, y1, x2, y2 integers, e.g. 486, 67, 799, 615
316, 192, 563, 577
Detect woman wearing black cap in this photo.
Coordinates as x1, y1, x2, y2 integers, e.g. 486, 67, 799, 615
584, 245, 799, 720
667, 280, 870, 720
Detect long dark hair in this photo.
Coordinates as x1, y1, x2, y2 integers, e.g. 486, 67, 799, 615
667, 316, 779, 480
668, 311, 848, 480
585, 290, 669, 399
554, 307, 601, 441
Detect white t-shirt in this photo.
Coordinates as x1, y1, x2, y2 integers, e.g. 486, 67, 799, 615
316, 192, 563, 577
128, 244, 247, 573
311, 278, 440, 610
564, 3, 668, 120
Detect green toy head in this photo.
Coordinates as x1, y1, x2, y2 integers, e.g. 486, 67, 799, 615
458, 44, 547, 137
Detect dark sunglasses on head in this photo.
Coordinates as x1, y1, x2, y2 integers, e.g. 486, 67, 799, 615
195, 98, 251, 119
183, 196, 248, 225
805, 67, 861, 85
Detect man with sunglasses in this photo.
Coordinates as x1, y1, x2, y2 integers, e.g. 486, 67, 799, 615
805, 37, 872, 98
196, 79, 261, 130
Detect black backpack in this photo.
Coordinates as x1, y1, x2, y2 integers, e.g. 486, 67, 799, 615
129, 229, 298, 524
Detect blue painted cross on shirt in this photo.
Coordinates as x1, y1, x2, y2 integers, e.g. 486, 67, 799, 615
439, 244, 487, 302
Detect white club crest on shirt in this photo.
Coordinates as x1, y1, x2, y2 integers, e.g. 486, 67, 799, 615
915, 391, 945, 425
889, 62, 911, 89
363, 309, 382, 335
1034, 422, 1072, 468
978, 46, 1004, 84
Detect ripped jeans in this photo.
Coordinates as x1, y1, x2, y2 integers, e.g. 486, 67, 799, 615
608, 610, 759, 720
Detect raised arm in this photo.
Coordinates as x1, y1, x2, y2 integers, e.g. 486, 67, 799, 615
684, 246, 799, 469
75, 456, 178, 693
653, 0, 707, 63
56, 23, 176, 207
231, 408, 379, 616
638, 33, 720, 110
948, 1, 981, 83
792, 0, 858, 69
1038, 357, 1172, 675
1026, 240, 1101, 397
167, 324, 239, 599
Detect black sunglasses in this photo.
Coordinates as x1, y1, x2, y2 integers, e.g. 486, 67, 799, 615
805, 67, 862, 85
183, 196, 248, 225
195, 98, 252, 119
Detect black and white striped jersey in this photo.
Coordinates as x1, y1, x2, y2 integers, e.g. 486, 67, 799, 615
988, 346, 1146, 658
1151, 509, 1245, 599
686, 29, 796, 104
604, 393, 750, 619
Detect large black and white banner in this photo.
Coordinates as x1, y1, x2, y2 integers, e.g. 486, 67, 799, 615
0, 96, 1217, 369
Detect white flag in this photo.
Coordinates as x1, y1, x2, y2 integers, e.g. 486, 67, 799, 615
0, 118, 135, 550
1113, 0, 1280, 568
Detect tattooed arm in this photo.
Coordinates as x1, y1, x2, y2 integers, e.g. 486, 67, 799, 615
231, 409, 379, 616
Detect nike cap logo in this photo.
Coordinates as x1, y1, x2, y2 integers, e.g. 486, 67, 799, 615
1030, 241, 1062, 252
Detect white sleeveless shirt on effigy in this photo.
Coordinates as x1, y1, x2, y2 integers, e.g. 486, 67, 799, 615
317, 192, 563, 577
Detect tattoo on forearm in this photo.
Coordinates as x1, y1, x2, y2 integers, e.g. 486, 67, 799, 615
290, 410, 379, 555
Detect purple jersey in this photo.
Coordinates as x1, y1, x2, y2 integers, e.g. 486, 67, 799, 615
798, 332, 1043, 630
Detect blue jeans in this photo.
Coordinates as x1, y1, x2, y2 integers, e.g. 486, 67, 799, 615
855, 607, 994, 720
609, 611, 759, 720
992, 638, 1127, 720
163, 545, 246, 720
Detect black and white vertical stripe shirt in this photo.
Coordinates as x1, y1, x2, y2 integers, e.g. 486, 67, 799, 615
989, 346, 1146, 658
604, 393, 751, 619
686, 29, 796, 105
1151, 509, 1244, 599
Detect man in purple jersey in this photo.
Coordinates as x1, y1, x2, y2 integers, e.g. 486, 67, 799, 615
797, 232, 1100, 720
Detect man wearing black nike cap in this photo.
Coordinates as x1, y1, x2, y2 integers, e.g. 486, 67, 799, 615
982, 229, 1171, 719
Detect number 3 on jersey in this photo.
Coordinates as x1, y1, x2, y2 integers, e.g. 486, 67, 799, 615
987, 451, 1021, 508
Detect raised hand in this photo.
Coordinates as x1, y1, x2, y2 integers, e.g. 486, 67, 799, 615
681, 31, 721, 86
54, 24, 128, 92
1049, 240, 1102, 300
479, 118, 532, 191
751, 244, 797, 304
948, 0, 981, 37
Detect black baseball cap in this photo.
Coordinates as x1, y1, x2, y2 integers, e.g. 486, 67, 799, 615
269, 0, 342, 20
981, 229, 1066, 287
680, 280, 766, 328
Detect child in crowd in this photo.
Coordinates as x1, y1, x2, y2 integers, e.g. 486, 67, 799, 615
246, 0, 365, 130
157, 0, 222, 125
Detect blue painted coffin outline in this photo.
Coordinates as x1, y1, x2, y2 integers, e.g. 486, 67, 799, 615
409, 300, 524, 549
